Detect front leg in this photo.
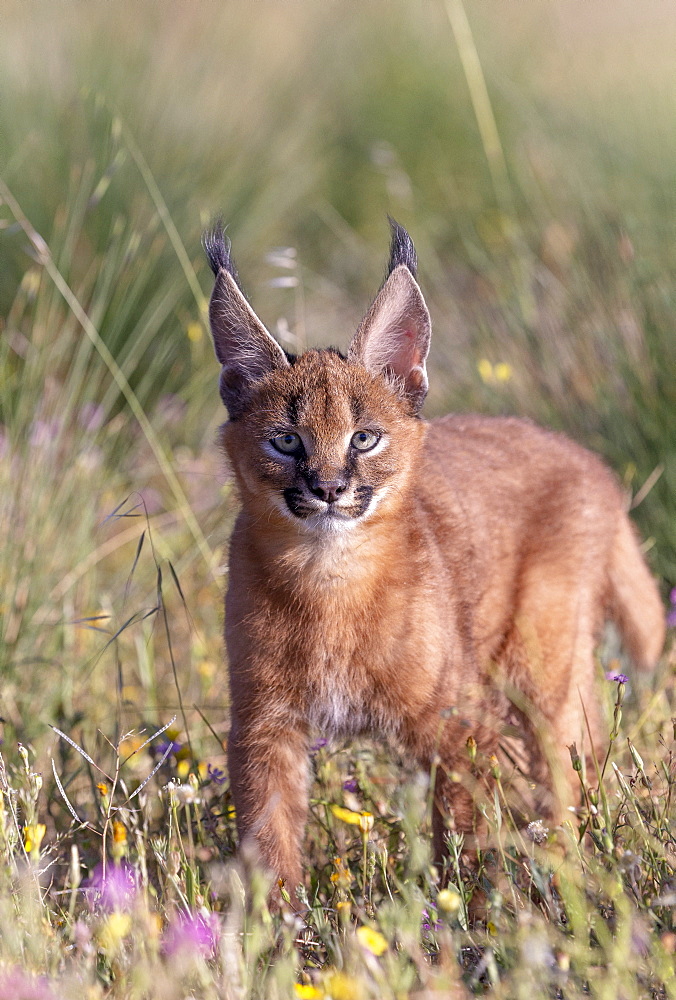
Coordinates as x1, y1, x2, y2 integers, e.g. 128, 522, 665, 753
228, 712, 310, 905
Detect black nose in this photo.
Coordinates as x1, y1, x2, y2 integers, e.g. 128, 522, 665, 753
306, 472, 348, 504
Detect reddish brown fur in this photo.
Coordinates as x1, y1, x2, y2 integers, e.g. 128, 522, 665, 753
205, 224, 665, 904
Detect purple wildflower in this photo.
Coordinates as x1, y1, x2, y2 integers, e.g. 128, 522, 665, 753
162, 909, 220, 959
86, 862, 137, 911
207, 764, 227, 785
342, 778, 358, 793
73, 919, 93, 954
78, 402, 106, 432
667, 588, 676, 628
421, 905, 442, 933
310, 738, 328, 754
29, 419, 61, 448
153, 737, 182, 759
605, 671, 628, 684
0, 968, 61, 1000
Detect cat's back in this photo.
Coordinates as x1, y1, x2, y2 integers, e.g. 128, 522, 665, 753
414, 413, 626, 661
422, 412, 620, 509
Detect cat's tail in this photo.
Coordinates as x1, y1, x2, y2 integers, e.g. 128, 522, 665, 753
608, 514, 665, 671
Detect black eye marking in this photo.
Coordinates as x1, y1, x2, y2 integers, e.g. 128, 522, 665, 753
351, 430, 380, 452
271, 432, 303, 455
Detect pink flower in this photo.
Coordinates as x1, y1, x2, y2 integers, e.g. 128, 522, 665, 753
29, 419, 61, 447
78, 402, 105, 432
667, 588, 676, 628
0, 968, 61, 1000
162, 909, 220, 959
86, 862, 137, 911
605, 671, 628, 684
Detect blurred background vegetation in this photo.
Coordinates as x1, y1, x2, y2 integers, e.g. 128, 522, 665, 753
2, 0, 675, 744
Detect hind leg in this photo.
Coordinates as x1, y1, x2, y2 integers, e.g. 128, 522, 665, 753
502, 569, 605, 817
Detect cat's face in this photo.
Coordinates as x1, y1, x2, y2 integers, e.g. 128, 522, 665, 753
205, 221, 431, 534
222, 349, 422, 533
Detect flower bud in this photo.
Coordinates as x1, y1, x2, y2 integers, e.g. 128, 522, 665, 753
627, 739, 644, 772
437, 887, 462, 914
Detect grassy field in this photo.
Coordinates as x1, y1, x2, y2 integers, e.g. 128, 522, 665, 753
1, 1, 675, 996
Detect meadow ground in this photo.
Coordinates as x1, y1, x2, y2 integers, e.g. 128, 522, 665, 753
1, 1, 675, 996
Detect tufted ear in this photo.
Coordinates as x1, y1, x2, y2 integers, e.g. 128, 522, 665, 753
348, 222, 431, 414
203, 223, 288, 418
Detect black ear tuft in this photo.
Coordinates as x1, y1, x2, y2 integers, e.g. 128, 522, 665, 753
202, 219, 241, 287
386, 217, 417, 279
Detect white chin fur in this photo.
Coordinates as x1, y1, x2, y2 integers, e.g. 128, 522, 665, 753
269, 493, 368, 532
303, 510, 359, 533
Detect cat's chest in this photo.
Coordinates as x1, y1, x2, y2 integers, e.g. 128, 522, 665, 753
305, 664, 392, 738
290, 626, 388, 736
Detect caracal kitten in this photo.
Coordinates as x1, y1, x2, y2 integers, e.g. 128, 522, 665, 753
203, 221, 664, 906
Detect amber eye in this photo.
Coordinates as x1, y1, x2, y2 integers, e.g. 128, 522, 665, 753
351, 430, 380, 452
271, 432, 302, 454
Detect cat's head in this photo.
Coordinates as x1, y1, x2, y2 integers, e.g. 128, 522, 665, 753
204, 220, 431, 533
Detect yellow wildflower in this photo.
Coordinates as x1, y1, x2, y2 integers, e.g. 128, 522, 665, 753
98, 911, 131, 953
176, 759, 191, 779
478, 359, 512, 385
330, 857, 351, 889
198, 659, 217, 679
294, 985, 322, 999
356, 925, 388, 956
96, 783, 109, 797
187, 322, 203, 343
112, 821, 127, 844
494, 362, 513, 382
331, 805, 362, 825
478, 358, 493, 383
331, 806, 374, 832
119, 735, 144, 758
323, 971, 364, 1000
24, 823, 46, 855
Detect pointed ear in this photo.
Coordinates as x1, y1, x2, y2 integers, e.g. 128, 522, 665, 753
204, 225, 288, 417
348, 265, 431, 415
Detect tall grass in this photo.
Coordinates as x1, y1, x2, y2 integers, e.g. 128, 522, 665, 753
0, 0, 675, 995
